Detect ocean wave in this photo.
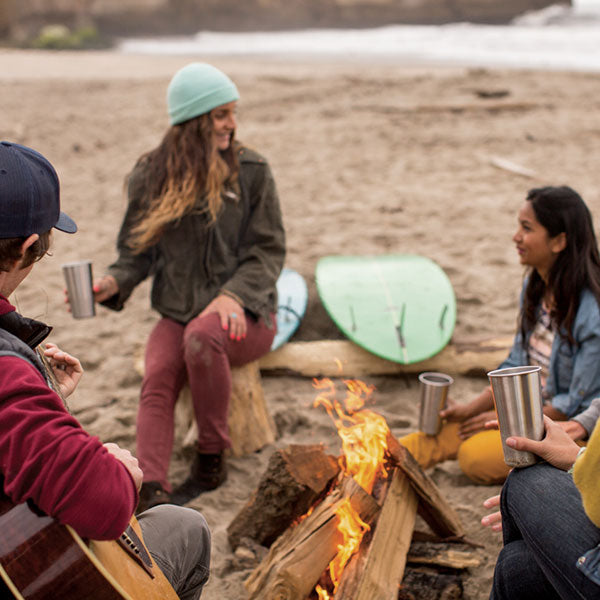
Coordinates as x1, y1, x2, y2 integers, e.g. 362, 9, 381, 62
118, 1, 600, 71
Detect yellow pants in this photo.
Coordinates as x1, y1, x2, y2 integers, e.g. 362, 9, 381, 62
398, 422, 511, 485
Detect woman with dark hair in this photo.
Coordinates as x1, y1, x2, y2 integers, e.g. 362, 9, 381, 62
93, 63, 286, 510
400, 186, 600, 484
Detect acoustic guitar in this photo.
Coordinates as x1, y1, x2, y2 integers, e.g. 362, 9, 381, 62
0, 493, 179, 599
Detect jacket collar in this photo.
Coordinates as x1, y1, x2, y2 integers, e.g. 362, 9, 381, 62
0, 294, 52, 349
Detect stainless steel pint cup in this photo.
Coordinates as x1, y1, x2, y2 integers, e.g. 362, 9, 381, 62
62, 260, 95, 319
418, 372, 453, 435
487, 365, 544, 468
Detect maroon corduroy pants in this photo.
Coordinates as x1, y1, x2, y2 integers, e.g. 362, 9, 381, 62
137, 312, 275, 489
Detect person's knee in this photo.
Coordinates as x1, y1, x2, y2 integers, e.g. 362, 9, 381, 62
175, 507, 211, 595
183, 314, 225, 365
502, 463, 564, 517
141, 505, 211, 598
182, 507, 211, 559
149, 504, 211, 551
457, 434, 509, 485
397, 422, 461, 470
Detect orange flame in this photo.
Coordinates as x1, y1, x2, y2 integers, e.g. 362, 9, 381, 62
313, 377, 388, 494
312, 376, 390, 597
329, 498, 371, 584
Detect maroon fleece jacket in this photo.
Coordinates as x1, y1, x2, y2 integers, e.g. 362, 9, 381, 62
0, 296, 138, 540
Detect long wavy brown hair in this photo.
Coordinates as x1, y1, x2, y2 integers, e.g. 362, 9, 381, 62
127, 113, 239, 253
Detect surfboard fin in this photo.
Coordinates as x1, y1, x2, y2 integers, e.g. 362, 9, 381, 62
439, 304, 449, 331
395, 303, 408, 362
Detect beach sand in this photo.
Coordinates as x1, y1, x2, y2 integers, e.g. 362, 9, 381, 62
3, 48, 600, 599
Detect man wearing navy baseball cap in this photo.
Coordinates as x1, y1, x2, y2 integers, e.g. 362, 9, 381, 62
0, 141, 77, 303
0, 142, 211, 599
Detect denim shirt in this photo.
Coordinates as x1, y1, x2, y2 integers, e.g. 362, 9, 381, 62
499, 285, 600, 418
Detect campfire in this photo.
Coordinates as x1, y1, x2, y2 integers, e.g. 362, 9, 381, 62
228, 377, 469, 600
311, 377, 393, 599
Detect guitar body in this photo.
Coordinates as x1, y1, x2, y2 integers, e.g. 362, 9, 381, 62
0, 495, 178, 600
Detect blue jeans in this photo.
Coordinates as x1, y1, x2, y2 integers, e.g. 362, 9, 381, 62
490, 463, 600, 600
138, 504, 211, 600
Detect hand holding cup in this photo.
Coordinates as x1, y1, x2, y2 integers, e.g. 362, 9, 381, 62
62, 260, 95, 319
418, 372, 453, 435
487, 365, 545, 468
506, 415, 581, 471
92, 275, 119, 303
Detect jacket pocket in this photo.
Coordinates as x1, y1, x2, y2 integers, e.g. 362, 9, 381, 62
577, 544, 600, 587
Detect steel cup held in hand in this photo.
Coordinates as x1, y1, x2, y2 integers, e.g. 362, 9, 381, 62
487, 365, 544, 468
62, 260, 95, 319
418, 372, 453, 435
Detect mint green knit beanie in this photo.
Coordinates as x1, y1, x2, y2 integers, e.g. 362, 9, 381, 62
167, 63, 240, 126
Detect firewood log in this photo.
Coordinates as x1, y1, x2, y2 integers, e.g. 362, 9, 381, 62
334, 469, 418, 600
244, 476, 380, 600
407, 541, 481, 569
227, 444, 340, 551
386, 435, 465, 539
398, 567, 463, 600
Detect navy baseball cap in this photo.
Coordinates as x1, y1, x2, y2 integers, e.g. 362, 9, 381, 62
0, 141, 77, 239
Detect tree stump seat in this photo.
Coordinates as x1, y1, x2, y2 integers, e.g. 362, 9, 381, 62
174, 360, 277, 457
135, 349, 277, 457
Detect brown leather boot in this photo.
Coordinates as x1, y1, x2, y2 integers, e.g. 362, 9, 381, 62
136, 481, 171, 514
170, 452, 227, 505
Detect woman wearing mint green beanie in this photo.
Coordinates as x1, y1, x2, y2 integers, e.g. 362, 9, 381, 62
94, 63, 286, 510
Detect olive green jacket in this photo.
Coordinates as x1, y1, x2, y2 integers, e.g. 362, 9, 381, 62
102, 146, 285, 325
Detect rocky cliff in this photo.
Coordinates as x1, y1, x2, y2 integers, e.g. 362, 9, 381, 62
1, 0, 571, 39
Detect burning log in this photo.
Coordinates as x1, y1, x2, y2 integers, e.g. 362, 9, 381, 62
227, 444, 340, 551
243, 377, 467, 600
386, 435, 464, 539
244, 476, 380, 600
333, 468, 418, 600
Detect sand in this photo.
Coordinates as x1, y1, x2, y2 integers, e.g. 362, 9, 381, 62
3, 48, 600, 599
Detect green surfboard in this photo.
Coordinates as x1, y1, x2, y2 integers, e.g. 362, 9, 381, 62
315, 254, 456, 364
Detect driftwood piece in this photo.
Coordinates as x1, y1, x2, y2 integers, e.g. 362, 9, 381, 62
386, 435, 465, 539
407, 550, 480, 570
227, 444, 340, 551
407, 542, 481, 570
399, 567, 463, 600
172, 360, 276, 457
244, 476, 380, 600
334, 469, 418, 600
489, 155, 537, 178
259, 337, 512, 378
